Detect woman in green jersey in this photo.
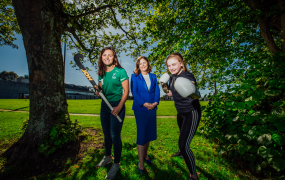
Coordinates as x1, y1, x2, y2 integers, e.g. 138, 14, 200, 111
95, 47, 129, 180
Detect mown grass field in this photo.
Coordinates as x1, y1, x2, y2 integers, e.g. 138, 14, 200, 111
0, 108, 259, 180
0, 99, 208, 116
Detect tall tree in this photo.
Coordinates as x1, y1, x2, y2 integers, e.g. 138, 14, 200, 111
133, 0, 285, 92
3, 0, 140, 164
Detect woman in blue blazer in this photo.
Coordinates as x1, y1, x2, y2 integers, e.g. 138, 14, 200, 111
131, 56, 160, 173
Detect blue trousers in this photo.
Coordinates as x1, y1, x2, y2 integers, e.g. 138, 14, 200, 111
100, 100, 125, 163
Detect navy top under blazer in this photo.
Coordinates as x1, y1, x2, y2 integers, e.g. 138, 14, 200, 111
131, 73, 160, 112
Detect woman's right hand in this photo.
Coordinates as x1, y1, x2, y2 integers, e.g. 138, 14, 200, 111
166, 90, 172, 97
143, 102, 152, 110
95, 90, 102, 97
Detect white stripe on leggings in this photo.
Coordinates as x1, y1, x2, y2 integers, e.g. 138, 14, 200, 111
185, 109, 198, 174
185, 111, 197, 174
185, 110, 195, 173
187, 109, 198, 174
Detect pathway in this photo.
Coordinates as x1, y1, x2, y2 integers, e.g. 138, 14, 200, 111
0, 109, 176, 118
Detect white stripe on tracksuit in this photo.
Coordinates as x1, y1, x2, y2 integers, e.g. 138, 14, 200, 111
178, 109, 200, 175
185, 109, 198, 174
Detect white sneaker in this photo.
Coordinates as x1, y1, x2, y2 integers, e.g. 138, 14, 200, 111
105, 163, 120, 180
96, 156, 112, 167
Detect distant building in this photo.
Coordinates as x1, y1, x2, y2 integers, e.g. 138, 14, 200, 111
17, 78, 29, 83
65, 83, 98, 99
0, 78, 98, 99
0, 79, 29, 99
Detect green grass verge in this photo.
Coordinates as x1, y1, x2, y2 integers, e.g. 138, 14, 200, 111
0, 111, 257, 180
0, 99, 30, 111
0, 111, 26, 141
0, 99, 208, 116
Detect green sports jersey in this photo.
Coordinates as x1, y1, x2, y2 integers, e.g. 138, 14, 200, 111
98, 66, 129, 101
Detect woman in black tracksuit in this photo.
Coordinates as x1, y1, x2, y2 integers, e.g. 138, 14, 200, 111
166, 53, 201, 180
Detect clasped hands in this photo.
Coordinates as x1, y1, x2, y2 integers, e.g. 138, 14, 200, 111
143, 102, 158, 110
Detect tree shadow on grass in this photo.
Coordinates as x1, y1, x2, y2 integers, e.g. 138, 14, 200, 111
0, 127, 103, 180
0, 128, 265, 180
0, 139, 81, 180
193, 136, 263, 180
11, 106, 29, 111
61, 141, 228, 180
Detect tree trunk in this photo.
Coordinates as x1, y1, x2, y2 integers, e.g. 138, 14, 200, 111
251, 0, 279, 54
214, 81, 217, 95
3, 0, 68, 164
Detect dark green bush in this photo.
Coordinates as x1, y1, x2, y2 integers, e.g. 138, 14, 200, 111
201, 55, 285, 174
38, 113, 82, 156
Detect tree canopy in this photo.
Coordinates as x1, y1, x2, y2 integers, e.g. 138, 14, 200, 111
60, 0, 144, 69
0, 0, 20, 48
133, 0, 285, 92
0, 70, 19, 80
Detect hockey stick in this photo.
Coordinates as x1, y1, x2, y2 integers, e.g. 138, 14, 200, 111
74, 53, 122, 122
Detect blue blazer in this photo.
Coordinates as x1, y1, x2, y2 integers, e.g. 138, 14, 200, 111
131, 73, 160, 112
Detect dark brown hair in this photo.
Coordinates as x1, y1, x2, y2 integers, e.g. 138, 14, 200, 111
166, 53, 189, 72
98, 47, 122, 76
133, 56, 152, 76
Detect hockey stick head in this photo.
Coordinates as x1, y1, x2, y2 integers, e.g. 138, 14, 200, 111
73, 53, 100, 92
74, 53, 85, 69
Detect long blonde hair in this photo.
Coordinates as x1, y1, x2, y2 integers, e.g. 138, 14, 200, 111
166, 53, 189, 72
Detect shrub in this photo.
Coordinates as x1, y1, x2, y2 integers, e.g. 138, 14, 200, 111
38, 113, 82, 156
201, 55, 285, 174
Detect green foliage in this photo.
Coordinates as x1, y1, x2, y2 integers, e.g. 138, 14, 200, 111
38, 114, 82, 156
21, 117, 29, 131
59, 0, 144, 69
201, 54, 285, 174
133, 0, 285, 92
0, 0, 20, 48
0, 71, 19, 80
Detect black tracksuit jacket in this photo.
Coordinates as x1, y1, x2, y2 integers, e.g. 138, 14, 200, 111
169, 70, 201, 114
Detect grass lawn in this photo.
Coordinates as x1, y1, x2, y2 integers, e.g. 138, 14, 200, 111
0, 111, 257, 180
0, 99, 209, 116
0, 111, 27, 157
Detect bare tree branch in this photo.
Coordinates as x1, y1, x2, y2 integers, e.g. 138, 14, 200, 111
67, 27, 90, 53
73, 5, 113, 19
109, 7, 138, 46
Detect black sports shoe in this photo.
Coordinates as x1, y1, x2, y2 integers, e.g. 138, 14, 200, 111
171, 150, 183, 157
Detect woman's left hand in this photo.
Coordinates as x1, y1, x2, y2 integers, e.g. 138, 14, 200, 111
148, 102, 158, 110
111, 106, 122, 117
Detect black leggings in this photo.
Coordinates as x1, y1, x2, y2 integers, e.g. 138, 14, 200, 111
177, 108, 201, 175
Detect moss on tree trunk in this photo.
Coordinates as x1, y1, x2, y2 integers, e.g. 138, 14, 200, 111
3, 0, 69, 164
